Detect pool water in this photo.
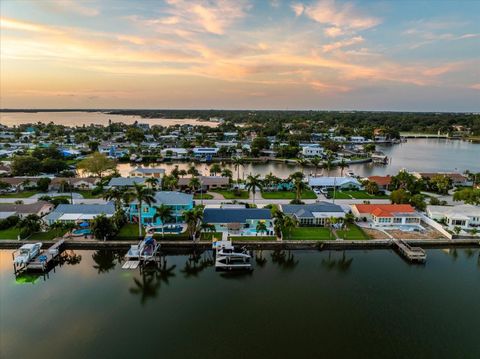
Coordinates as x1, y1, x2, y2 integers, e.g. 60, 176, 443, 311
72, 229, 92, 235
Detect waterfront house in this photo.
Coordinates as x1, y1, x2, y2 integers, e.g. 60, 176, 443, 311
44, 203, 115, 225
129, 167, 165, 178
0, 177, 41, 191
107, 177, 146, 188
281, 202, 345, 226
192, 147, 219, 161
203, 208, 274, 236
301, 145, 324, 157
413, 172, 472, 187
128, 191, 193, 226
427, 205, 480, 230
308, 177, 362, 190
49, 177, 100, 191
351, 204, 421, 226
0, 201, 54, 219
160, 148, 188, 159
178, 176, 229, 191
349, 136, 368, 143
367, 176, 392, 191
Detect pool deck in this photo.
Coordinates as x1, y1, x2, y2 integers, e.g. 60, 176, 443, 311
0, 238, 479, 251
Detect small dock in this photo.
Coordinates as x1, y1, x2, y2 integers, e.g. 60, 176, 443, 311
26, 239, 65, 271
393, 239, 426, 263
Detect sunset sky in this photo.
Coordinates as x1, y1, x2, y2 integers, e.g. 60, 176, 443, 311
1, 0, 479, 111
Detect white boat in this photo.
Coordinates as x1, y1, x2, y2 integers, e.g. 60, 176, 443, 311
215, 240, 252, 271
125, 236, 160, 262
13, 243, 42, 266
346, 170, 356, 177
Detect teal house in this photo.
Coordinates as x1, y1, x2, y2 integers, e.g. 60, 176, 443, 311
128, 191, 193, 225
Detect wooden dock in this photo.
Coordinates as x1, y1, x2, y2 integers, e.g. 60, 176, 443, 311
393, 239, 426, 263
26, 239, 66, 271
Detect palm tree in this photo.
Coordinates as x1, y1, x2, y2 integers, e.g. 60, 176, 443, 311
129, 183, 155, 239
272, 208, 285, 239
178, 169, 187, 178
209, 163, 222, 176
297, 158, 309, 174
184, 207, 203, 241
103, 187, 123, 211
231, 157, 244, 184
256, 221, 268, 236
187, 164, 199, 177
323, 157, 335, 176
338, 159, 349, 177
220, 168, 233, 182
189, 176, 201, 193
293, 177, 307, 203
282, 215, 298, 240
153, 204, 173, 238
310, 156, 322, 176
245, 174, 263, 205
145, 177, 159, 190
162, 174, 178, 191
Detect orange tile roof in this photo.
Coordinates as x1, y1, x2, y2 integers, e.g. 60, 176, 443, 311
354, 204, 415, 217
367, 176, 392, 186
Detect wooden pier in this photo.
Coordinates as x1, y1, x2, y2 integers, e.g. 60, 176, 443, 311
393, 239, 426, 263
26, 239, 66, 271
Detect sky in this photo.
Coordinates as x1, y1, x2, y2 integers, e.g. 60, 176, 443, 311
0, 0, 479, 111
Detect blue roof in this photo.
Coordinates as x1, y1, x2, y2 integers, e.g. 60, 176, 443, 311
282, 202, 344, 218
153, 191, 192, 206
108, 177, 146, 187
45, 203, 115, 222
203, 208, 271, 223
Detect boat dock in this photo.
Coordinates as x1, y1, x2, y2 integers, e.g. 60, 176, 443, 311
26, 239, 66, 271
393, 239, 426, 263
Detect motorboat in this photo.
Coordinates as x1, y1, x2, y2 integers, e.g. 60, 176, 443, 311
215, 240, 252, 271
13, 243, 42, 266
125, 236, 160, 262
346, 170, 356, 177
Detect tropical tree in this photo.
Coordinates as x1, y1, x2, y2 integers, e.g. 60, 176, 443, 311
184, 207, 204, 240
310, 156, 322, 176
145, 177, 159, 190
364, 180, 379, 195
323, 152, 335, 176
187, 164, 199, 177
178, 169, 187, 178
103, 187, 123, 211
76, 152, 116, 178
231, 157, 244, 183
128, 183, 155, 239
16, 214, 41, 239
162, 174, 178, 191
338, 159, 349, 177
91, 214, 116, 240
189, 176, 201, 193
245, 174, 263, 204
272, 208, 285, 239
282, 215, 299, 240
453, 226, 462, 237
220, 168, 233, 182
292, 176, 306, 204
297, 158, 309, 174
153, 204, 173, 237
209, 163, 222, 176
256, 221, 268, 236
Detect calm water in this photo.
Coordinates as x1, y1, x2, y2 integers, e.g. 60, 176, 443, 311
1, 248, 479, 359
0, 111, 217, 127
117, 138, 480, 178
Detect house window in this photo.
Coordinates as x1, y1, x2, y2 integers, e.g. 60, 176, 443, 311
143, 207, 149, 213
393, 218, 402, 223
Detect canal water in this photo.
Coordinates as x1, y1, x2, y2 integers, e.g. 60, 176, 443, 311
1, 248, 479, 359
117, 138, 480, 178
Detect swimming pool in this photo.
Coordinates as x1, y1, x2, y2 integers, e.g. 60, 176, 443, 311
151, 226, 183, 233
72, 229, 92, 235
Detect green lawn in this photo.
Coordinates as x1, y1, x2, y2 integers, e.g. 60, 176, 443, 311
0, 227, 21, 240
230, 236, 277, 241
201, 232, 222, 241
286, 226, 333, 240
76, 191, 104, 199
194, 193, 214, 200
211, 189, 249, 199
0, 191, 38, 198
115, 223, 190, 240
261, 190, 317, 200
28, 228, 67, 240
329, 190, 388, 200
336, 223, 370, 240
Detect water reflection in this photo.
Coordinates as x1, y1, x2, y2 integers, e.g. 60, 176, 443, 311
58, 250, 82, 266
255, 250, 268, 267
181, 251, 214, 278
128, 257, 178, 305
92, 250, 120, 274
271, 250, 299, 270
321, 251, 354, 273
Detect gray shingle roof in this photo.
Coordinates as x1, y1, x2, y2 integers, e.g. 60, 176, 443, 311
282, 202, 344, 219
203, 208, 271, 223
108, 177, 146, 187
153, 191, 193, 206
45, 203, 115, 221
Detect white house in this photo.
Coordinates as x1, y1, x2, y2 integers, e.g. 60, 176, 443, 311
350, 136, 367, 143
427, 205, 480, 230
308, 177, 362, 190
129, 167, 165, 178
192, 147, 219, 160
301, 146, 324, 157
160, 148, 188, 159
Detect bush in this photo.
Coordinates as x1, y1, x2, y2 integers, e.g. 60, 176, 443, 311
0, 215, 20, 230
